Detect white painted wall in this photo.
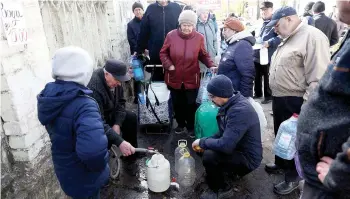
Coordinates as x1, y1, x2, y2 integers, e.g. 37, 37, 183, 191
1, 0, 136, 163
1, 0, 52, 162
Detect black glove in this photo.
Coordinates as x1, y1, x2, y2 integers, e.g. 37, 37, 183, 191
105, 129, 124, 149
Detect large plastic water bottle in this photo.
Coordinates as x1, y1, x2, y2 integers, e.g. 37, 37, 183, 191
273, 113, 298, 160
174, 140, 189, 174
177, 151, 196, 187
260, 47, 269, 65
196, 72, 212, 104
131, 56, 144, 81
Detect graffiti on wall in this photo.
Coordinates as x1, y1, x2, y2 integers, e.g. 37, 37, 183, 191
0, 1, 29, 46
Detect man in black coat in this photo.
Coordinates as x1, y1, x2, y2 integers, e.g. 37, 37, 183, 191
127, 2, 143, 55
127, 2, 144, 104
137, 0, 181, 81
313, 1, 339, 46
87, 60, 138, 162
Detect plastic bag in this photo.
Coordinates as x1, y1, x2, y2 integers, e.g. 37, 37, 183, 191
196, 72, 212, 104
247, 97, 267, 135
194, 102, 219, 139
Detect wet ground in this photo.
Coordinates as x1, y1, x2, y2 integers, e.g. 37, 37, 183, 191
101, 98, 301, 199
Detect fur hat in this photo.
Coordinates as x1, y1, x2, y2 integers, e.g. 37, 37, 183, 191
196, 6, 208, 16
178, 10, 197, 26
224, 18, 245, 32
132, 2, 143, 12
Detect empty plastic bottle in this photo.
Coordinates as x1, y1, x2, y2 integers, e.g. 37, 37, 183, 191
138, 93, 145, 105
196, 72, 212, 104
273, 113, 299, 160
259, 47, 269, 65
177, 152, 196, 187
131, 56, 144, 81
174, 140, 189, 174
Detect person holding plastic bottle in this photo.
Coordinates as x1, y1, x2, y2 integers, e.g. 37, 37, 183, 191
297, 1, 350, 198
218, 17, 256, 98
192, 75, 262, 199
127, 2, 144, 104
159, 10, 217, 138
253, 1, 281, 104
265, 6, 329, 195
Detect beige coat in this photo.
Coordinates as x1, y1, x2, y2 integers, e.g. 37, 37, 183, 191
269, 23, 330, 101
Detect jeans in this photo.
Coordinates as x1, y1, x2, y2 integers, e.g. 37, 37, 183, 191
272, 96, 303, 183
202, 150, 253, 191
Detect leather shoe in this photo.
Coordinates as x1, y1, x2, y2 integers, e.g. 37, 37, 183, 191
261, 98, 272, 104
273, 181, 300, 195
265, 163, 283, 174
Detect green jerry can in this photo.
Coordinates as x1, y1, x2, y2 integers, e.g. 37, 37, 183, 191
194, 101, 219, 139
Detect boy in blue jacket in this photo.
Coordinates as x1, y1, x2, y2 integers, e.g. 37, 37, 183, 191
37, 47, 130, 199
192, 75, 262, 199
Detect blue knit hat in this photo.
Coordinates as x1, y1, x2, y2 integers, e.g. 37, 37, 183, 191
207, 75, 234, 98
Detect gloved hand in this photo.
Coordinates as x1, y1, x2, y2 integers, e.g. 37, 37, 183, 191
105, 129, 124, 149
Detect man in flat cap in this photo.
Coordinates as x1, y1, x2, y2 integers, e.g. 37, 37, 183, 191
253, 1, 281, 104
88, 59, 138, 172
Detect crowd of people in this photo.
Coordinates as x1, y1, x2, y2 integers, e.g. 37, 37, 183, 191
36, 0, 349, 199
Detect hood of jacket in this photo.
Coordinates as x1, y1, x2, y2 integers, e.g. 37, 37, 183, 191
226, 30, 256, 46
37, 80, 92, 125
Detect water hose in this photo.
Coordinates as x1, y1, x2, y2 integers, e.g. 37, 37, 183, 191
109, 146, 159, 179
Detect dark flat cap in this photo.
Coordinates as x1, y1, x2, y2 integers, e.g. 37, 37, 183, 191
104, 59, 131, 82
260, 1, 273, 9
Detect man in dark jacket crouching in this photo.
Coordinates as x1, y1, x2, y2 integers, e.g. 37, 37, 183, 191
87, 60, 138, 170
192, 75, 262, 199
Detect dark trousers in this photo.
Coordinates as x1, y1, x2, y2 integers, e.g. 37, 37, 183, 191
169, 85, 198, 131
254, 62, 271, 98
202, 150, 253, 191
72, 190, 100, 199
120, 110, 138, 148
133, 80, 141, 100
272, 96, 303, 183
301, 182, 341, 199
108, 110, 138, 148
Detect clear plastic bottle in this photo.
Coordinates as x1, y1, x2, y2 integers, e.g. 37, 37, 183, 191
196, 72, 212, 104
131, 56, 144, 81
273, 113, 299, 160
259, 47, 269, 65
174, 140, 189, 174
177, 152, 196, 187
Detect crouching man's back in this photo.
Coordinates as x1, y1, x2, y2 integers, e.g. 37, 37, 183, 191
37, 46, 109, 199
192, 75, 262, 199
